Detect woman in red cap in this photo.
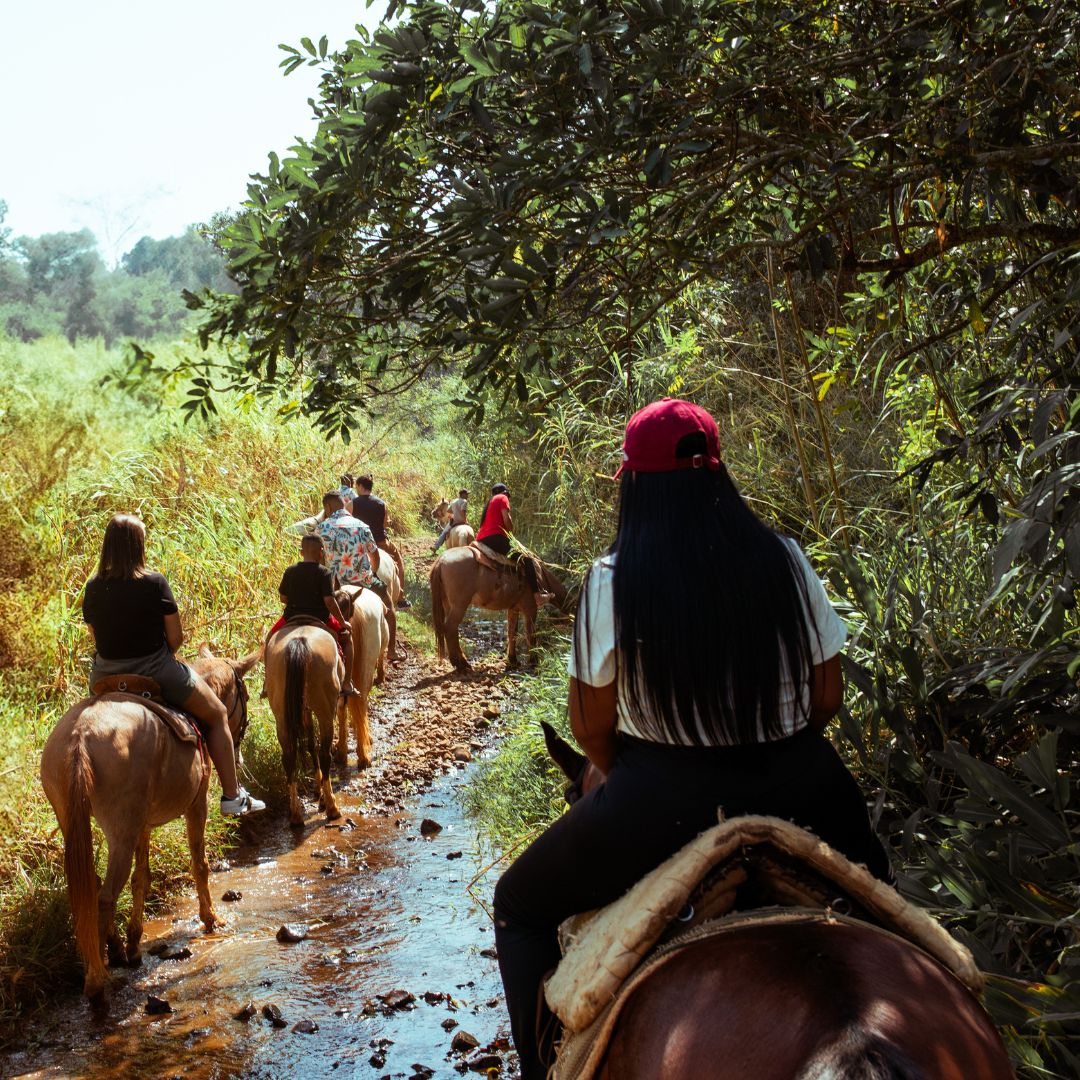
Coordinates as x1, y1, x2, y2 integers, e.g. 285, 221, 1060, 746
492, 399, 891, 1078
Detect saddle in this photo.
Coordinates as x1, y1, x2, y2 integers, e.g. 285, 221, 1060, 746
546, 815, 983, 1080
90, 676, 202, 747
470, 542, 547, 598
470, 541, 520, 573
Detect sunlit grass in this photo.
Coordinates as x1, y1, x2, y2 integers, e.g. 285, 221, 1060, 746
0, 334, 465, 1022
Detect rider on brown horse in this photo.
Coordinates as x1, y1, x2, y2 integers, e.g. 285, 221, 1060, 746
492, 400, 892, 1079
83, 513, 264, 817
267, 533, 358, 697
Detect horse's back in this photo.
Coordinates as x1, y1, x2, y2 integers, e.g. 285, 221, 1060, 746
602, 920, 1013, 1080
41, 698, 198, 832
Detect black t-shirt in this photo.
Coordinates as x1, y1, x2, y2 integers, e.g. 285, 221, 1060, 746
82, 572, 178, 660
351, 493, 387, 543
280, 561, 334, 622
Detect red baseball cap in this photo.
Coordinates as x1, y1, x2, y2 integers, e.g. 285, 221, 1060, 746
614, 398, 722, 477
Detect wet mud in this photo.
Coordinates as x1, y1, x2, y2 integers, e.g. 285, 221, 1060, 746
5, 544, 529, 1080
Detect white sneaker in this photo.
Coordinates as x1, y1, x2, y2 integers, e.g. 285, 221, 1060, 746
221, 788, 266, 815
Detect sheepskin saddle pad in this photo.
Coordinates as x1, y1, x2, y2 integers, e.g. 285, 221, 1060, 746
545, 815, 981, 1067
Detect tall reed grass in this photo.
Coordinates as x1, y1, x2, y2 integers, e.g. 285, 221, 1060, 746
0, 334, 465, 1026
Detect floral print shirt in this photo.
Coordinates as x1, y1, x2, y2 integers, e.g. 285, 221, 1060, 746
315, 508, 378, 588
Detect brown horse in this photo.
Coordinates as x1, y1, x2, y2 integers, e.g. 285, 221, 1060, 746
40, 646, 258, 1006
264, 624, 342, 826
430, 546, 570, 670
446, 524, 475, 548
539, 724, 1014, 1079
335, 585, 389, 770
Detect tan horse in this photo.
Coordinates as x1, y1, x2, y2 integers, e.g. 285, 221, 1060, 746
264, 624, 343, 827
376, 547, 404, 606
447, 524, 475, 548
336, 585, 390, 770
432, 498, 451, 527
430, 546, 570, 670
40, 646, 258, 1006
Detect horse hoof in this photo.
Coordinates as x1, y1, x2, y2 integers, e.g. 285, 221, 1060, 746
126, 951, 143, 969
289, 816, 305, 829
326, 807, 342, 822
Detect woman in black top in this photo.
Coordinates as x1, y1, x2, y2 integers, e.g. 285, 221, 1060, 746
82, 513, 263, 816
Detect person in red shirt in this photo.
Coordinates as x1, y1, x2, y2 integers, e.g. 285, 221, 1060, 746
475, 482, 513, 554
474, 483, 540, 592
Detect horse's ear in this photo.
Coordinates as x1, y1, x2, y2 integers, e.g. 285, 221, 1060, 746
198, 642, 214, 659
233, 650, 261, 676
541, 720, 588, 782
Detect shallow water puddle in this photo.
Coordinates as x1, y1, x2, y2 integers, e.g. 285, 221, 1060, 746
9, 765, 510, 1080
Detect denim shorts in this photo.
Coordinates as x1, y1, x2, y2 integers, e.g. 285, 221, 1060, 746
91, 644, 198, 707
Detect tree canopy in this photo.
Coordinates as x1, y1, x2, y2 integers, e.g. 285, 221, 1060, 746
196, 0, 1079, 421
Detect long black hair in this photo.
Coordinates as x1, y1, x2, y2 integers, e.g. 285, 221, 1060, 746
575, 435, 820, 745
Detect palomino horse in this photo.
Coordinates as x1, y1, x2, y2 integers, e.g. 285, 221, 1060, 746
432, 498, 451, 528
430, 546, 570, 670
376, 547, 403, 606
40, 646, 258, 1006
264, 623, 343, 826
446, 524, 475, 549
336, 585, 390, 770
539, 724, 1014, 1080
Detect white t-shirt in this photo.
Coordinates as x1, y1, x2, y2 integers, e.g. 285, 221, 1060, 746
448, 497, 468, 526
567, 538, 847, 745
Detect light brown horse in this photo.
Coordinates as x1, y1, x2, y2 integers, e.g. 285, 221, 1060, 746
446, 524, 475, 549
40, 646, 257, 1006
264, 624, 342, 826
430, 546, 570, 670
335, 585, 389, 770
540, 724, 1015, 1080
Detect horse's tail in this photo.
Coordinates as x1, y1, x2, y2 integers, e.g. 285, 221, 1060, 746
64, 727, 104, 998
283, 636, 310, 771
430, 560, 447, 661
802, 1029, 928, 1080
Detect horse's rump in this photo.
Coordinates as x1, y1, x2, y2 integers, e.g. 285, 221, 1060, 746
548, 817, 1005, 1080
547, 816, 980, 1037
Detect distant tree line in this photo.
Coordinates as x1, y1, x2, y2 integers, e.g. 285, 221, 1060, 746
0, 201, 233, 345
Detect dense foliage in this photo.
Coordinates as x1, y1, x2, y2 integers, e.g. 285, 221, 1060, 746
0, 204, 231, 344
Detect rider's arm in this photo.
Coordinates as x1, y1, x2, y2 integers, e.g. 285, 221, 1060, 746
569, 676, 618, 776
807, 654, 843, 731
164, 612, 184, 653
501, 506, 513, 533
325, 594, 348, 624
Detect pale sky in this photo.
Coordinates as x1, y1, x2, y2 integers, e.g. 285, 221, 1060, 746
0, 1, 383, 263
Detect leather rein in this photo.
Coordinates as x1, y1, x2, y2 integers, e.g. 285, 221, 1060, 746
225, 665, 250, 745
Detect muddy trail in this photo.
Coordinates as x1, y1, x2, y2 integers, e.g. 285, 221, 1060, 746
6, 544, 530, 1080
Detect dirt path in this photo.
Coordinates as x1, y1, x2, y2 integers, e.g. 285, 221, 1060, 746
5, 543, 525, 1080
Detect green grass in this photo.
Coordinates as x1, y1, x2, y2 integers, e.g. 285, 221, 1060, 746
0, 333, 467, 1025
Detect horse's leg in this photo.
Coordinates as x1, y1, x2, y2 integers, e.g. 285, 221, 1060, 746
319, 711, 342, 821
125, 827, 152, 965
523, 605, 536, 668
98, 829, 138, 970
335, 693, 349, 769
350, 689, 372, 770
506, 607, 518, 667
319, 704, 341, 812
184, 784, 217, 932
445, 598, 471, 671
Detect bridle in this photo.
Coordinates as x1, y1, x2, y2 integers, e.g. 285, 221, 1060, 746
225, 665, 250, 745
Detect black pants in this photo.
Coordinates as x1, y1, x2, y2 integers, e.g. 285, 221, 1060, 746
492, 730, 892, 1079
